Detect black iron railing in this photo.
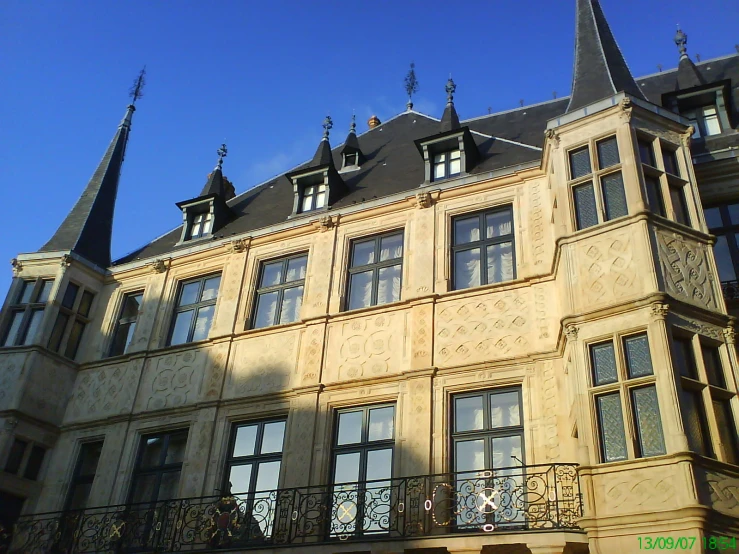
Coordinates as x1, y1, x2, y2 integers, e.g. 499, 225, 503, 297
721, 280, 739, 301
7, 463, 582, 553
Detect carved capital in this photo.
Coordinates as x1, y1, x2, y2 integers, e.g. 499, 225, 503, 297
545, 128, 560, 147
227, 238, 248, 254
681, 127, 694, 148
149, 259, 169, 274
725, 326, 736, 344
619, 97, 633, 122
60, 254, 73, 267
650, 303, 670, 319
10, 258, 22, 276
564, 324, 578, 341
415, 191, 433, 209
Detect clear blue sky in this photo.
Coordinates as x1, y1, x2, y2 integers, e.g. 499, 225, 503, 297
1, 0, 737, 298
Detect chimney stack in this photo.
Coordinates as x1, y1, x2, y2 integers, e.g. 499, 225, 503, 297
368, 115, 381, 128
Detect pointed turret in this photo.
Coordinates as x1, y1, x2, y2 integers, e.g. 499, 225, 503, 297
674, 28, 705, 90
566, 0, 645, 113
311, 116, 335, 167
39, 103, 135, 267
440, 78, 461, 132
341, 115, 364, 167
199, 144, 235, 200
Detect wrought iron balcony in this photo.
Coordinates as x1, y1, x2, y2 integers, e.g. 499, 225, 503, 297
5, 463, 582, 553
721, 280, 739, 301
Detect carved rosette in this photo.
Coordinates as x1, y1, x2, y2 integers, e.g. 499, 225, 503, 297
149, 259, 168, 274
650, 303, 669, 319
564, 324, 578, 341
10, 258, 22, 276
415, 191, 432, 209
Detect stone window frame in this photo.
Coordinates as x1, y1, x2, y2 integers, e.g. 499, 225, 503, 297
566, 132, 629, 232
48, 281, 96, 360
107, 289, 145, 357
1, 277, 54, 347
344, 230, 405, 312
250, 252, 308, 330
166, 272, 222, 346
669, 330, 739, 465
586, 329, 668, 463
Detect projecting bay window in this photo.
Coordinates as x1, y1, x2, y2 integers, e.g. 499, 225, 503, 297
672, 334, 739, 464
452, 206, 514, 290
638, 136, 693, 227
346, 232, 403, 310
49, 282, 95, 360
704, 203, 739, 300
109, 291, 144, 356
2, 278, 54, 347
252, 254, 306, 328
590, 332, 667, 463
168, 274, 221, 345
568, 136, 628, 231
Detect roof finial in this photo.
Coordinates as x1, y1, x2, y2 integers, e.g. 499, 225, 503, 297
404, 62, 419, 111
322, 115, 333, 140
445, 77, 456, 104
129, 67, 146, 105
674, 26, 688, 59
350, 113, 356, 134
216, 143, 227, 170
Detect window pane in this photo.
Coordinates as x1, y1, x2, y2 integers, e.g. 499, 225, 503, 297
377, 265, 401, 304
285, 256, 307, 282
728, 204, 739, 225
623, 334, 653, 378
78, 291, 94, 317
233, 425, 258, 457
157, 471, 181, 501
65, 320, 85, 359
21, 309, 45, 346
597, 136, 620, 168
569, 147, 591, 179
202, 213, 213, 235
191, 305, 214, 341
36, 281, 54, 303
662, 149, 679, 175
597, 393, 628, 462
169, 310, 194, 345
3, 311, 24, 346
366, 448, 392, 481
601, 172, 628, 220
712, 235, 737, 282
110, 321, 136, 356
491, 435, 522, 472
449, 156, 461, 175
229, 464, 252, 495
490, 391, 521, 428
348, 270, 374, 310
130, 474, 157, 504
164, 432, 188, 465
179, 282, 200, 306
681, 389, 712, 456
455, 396, 483, 432
352, 240, 376, 267
316, 191, 327, 208
201, 276, 221, 301
454, 248, 481, 290
380, 234, 403, 261
450, 150, 461, 160
638, 140, 655, 166
645, 177, 665, 217
454, 216, 480, 245
261, 421, 286, 454
631, 386, 666, 457
260, 262, 283, 288
337, 411, 363, 445
368, 407, 394, 441
704, 111, 721, 135
455, 439, 485, 473
62, 283, 79, 310
485, 210, 512, 238
334, 452, 360, 484
78, 442, 103, 477
434, 160, 446, 180
713, 399, 739, 465
4, 439, 27, 474
122, 293, 143, 319
23, 445, 46, 480
486, 242, 514, 283
591, 342, 617, 385
255, 460, 281, 492
674, 338, 698, 379
279, 286, 303, 324
67, 482, 93, 510
573, 182, 598, 230
19, 281, 34, 304
704, 207, 723, 229
701, 346, 725, 388
49, 313, 69, 352
301, 193, 313, 212
670, 185, 690, 225
140, 437, 164, 468
254, 291, 279, 328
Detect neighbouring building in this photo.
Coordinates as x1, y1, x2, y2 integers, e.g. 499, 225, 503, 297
1, 1, 738, 553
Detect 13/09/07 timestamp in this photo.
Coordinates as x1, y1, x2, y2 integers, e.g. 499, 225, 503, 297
638, 536, 737, 550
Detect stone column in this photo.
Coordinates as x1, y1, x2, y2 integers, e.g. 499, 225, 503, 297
180, 406, 218, 498
281, 387, 321, 488
209, 239, 249, 337
399, 372, 433, 477
408, 194, 435, 300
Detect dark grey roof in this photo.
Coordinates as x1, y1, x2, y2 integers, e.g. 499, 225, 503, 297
342, 129, 361, 154
440, 101, 461, 133
199, 167, 226, 197
41, 105, 135, 268
566, 0, 646, 112
311, 139, 334, 167
677, 56, 706, 89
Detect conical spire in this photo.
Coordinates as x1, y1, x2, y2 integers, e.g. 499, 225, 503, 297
566, 0, 645, 113
311, 115, 334, 166
200, 143, 230, 197
39, 104, 135, 267
674, 28, 705, 89
343, 115, 360, 152
440, 77, 461, 132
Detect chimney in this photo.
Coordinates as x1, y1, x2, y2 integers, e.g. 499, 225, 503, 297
368, 115, 381, 128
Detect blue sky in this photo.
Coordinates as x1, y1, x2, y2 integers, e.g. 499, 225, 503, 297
1, 0, 737, 297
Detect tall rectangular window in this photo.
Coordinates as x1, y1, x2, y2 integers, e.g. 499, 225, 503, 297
433, 150, 461, 181
188, 212, 213, 239
2, 278, 54, 347
347, 232, 403, 310
65, 441, 103, 510
331, 404, 395, 537
301, 184, 327, 212
129, 430, 188, 505
252, 255, 307, 328
109, 291, 144, 356
223, 419, 286, 540
452, 207, 514, 290
704, 203, 739, 300
168, 274, 220, 345
589, 332, 666, 462
638, 136, 692, 227
49, 282, 95, 360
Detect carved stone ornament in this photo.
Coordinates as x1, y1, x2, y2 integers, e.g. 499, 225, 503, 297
318, 215, 334, 232
564, 324, 578, 340
149, 259, 168, 274
227, 238, 248, 253
545, 128, 560, 147
60, 254, 73, 267
10, 258, 22, 276
619, 97, 633, 122
725, 326, 736, 344
681, 127, 694, 148
3, 418, 18, 431
650, 303, 670, 318
415, 191, 432, 209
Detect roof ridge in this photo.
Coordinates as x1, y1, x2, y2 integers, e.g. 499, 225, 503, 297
470, 130, 542, 151
636, 51, 739, 81
462, 97, 569, 123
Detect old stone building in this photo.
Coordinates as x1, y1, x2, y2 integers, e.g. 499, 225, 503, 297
1, 0, 738, 552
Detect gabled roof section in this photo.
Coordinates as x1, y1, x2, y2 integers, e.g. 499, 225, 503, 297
40, 104, 135, 268
566, 0, 646, 113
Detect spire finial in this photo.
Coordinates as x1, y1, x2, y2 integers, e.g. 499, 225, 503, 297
322, 115, 333, 140
674, 26, 688, 59
216, 143, 227, 170
445, 77, 456, 104
129, 67, 147, 104
404, 62, 419, 110
350, 114, 356, 134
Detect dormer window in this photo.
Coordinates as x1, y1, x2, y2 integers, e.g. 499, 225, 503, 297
189, 212, 213, 239
433, 150, 461, 181
302, 184, 327, 212
683, 106, 721, 138
344, 152, 358, 168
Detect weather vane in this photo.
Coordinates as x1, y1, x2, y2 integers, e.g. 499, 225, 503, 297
216, 143, 227, 170
322, 115, 333, 139
129, 67, 147, 104
404, 62, 419, 110
674, 26, 688, 57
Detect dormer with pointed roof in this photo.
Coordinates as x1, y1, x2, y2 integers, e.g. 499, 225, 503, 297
340, 115, 365, 170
